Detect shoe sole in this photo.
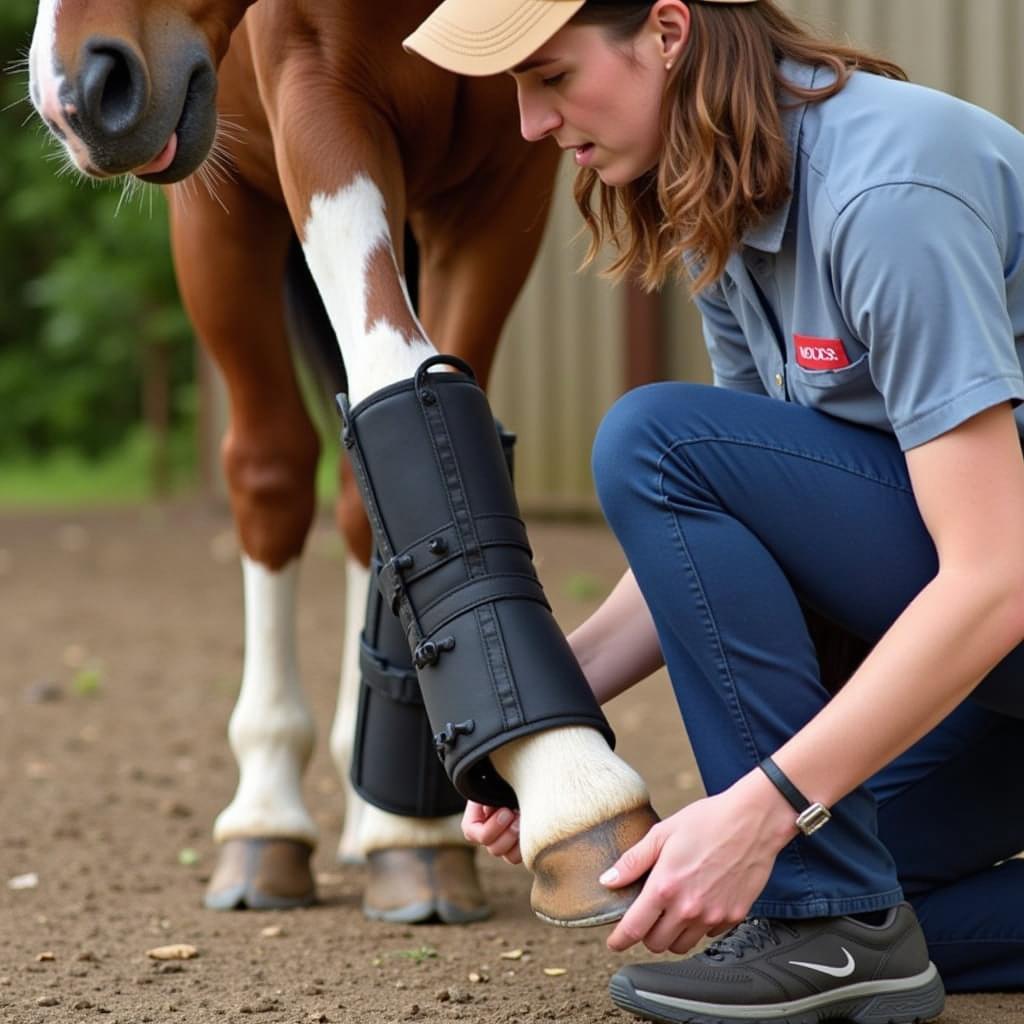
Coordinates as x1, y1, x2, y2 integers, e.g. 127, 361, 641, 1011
609, 961, 945, 1024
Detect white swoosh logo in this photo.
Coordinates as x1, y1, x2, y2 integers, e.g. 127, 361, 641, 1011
788, 947, 856, 978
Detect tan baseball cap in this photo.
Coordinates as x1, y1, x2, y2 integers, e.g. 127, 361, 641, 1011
404, 0, 759, 77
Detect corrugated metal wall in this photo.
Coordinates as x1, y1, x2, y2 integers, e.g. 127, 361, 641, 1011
490, 0, 1024, 514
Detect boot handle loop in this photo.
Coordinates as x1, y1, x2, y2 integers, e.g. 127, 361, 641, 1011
414, 354, 477, 393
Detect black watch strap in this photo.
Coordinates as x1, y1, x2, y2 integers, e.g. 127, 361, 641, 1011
759, 756, 831, 836
759, 756, 810, 813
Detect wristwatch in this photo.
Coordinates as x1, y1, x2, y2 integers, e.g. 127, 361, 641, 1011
759, 756, 831, 836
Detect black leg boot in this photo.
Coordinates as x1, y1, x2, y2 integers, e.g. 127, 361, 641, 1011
338, 357, 657, 927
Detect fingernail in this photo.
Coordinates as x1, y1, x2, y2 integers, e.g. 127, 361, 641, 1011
497, 809, 512, 826
599, 868, 619, 886
510, 818, 520, 832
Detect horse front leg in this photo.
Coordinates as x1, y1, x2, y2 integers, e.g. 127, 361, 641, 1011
272, 100, 654, 929
168, 176, 321, 910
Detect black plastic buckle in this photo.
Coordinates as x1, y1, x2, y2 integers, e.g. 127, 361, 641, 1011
413, 635, 456, 669
433, 719, 476, 756
378, 553, 415, 613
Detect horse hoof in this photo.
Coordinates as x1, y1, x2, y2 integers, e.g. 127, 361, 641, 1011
530, 803, 660, 928
363, 847, 491, 924
204, 838, 317, 911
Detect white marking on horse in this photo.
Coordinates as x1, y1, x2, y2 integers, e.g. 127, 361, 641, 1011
302, 176, 436, 405
30, 0, 93, 170
330, 557, 467, 858
213, 557, 317, 844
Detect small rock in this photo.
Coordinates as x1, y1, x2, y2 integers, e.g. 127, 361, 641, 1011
36, 996, 59, 1007
35, 952, 55, 962
435, 989, 450, 1003
75, 951, 98, 962
146, 944, 198, 961
447, 987, 472, 1004
542, 968, 568, 977
24, 681, 63, 704
499, 949, 523, 961
72, 1000, 94, 1010
7, 872, 39, 890
239, 997, 278, 1014
158, 799, 193, 818
259, 925, 283, 938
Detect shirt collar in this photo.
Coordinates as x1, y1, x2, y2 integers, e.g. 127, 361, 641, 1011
741, 58, 821, 253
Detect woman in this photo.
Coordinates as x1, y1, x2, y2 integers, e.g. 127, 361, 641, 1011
404, 2, 1024, 1021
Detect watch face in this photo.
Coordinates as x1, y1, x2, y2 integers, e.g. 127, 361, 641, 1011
796, 803, 832, 836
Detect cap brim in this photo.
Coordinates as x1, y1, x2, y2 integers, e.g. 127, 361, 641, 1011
404, 0, 588, 77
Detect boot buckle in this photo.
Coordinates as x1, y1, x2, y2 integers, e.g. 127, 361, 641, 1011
414, 635, 456, 669
434, 719, 475, 755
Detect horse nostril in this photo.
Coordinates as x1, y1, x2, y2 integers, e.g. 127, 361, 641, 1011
79, 38, 149, 139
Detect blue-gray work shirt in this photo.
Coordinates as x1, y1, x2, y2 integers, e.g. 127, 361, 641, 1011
695, 59, 1024, 451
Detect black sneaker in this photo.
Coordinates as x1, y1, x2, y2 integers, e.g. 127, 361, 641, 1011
609, 902, 945, 1024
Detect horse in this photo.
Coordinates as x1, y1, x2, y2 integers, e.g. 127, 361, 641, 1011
28, 0, 656, 926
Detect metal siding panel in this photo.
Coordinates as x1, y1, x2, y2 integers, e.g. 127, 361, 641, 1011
489, 159, 623, 514
499, 2, 1020, 513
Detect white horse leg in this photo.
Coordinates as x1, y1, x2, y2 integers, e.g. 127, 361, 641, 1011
332, 556, 467, 861
205, 557, 318, 910
302, 175, 654, 926
331, 556, 370, 863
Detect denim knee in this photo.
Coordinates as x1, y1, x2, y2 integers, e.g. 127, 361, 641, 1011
592, 382, 708, 528
593, 384, 656, 521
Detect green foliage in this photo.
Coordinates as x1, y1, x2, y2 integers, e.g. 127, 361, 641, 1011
0, 0, 195, 476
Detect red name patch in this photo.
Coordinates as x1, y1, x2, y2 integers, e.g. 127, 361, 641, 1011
794, 335, 851, 371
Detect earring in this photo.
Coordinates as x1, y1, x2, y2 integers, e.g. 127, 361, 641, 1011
665, 61, 674, 71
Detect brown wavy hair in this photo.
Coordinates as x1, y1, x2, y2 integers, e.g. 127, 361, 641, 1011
571, 1, 906, 293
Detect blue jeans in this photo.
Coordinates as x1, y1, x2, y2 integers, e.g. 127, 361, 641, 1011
592, 382, 1024, 993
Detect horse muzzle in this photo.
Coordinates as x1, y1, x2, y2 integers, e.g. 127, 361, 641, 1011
54, 36, 218, 183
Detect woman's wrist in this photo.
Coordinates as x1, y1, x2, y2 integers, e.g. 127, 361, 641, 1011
728, 766, 800, 850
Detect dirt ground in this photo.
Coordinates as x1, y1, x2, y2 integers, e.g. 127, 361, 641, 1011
0, 503, 1020, 1024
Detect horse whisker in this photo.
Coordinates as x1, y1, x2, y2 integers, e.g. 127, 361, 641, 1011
3, 94, 30, 113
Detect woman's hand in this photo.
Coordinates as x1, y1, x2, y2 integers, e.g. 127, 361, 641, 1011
461, 800, 522, 864
602, 771, 795, 955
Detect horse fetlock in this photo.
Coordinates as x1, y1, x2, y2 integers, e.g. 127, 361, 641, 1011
357, 803, 468, 857
214, 747, 318, 846
227, 710, 315, 768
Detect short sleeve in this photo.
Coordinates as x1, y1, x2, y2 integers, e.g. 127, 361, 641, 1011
831, 183, 1024, 450
695, 281, 767, 395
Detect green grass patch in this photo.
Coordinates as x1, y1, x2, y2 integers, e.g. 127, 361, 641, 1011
0, 429, 196, 508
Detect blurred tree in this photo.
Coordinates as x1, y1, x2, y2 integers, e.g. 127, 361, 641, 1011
0, 0, 194, 481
